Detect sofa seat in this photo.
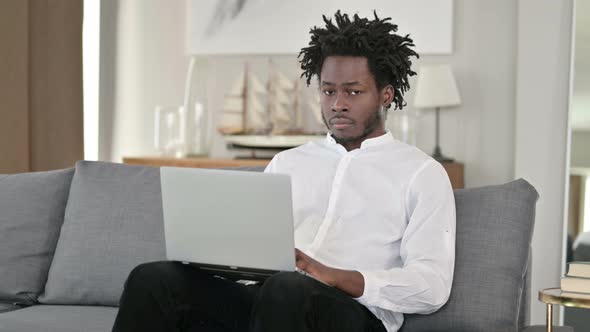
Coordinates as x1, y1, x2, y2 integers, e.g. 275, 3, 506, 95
0, 304, 18, 314
0, 305, 117, 332
522, 326, 573, 332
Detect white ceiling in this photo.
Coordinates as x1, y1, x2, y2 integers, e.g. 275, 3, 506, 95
572, 0, 590, 131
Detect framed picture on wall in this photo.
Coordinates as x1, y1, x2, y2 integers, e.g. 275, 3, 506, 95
186, 0, 454, 55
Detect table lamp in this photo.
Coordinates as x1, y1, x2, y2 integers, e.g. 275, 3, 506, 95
413, 64, 462, 162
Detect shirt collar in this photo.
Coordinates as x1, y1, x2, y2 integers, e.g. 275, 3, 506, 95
325, 131, 395, 152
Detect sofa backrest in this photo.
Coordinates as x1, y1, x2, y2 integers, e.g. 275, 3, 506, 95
39, 161, 166, 306
400, 179, 538, 332
520, 249, 532, 328
0, 168, 75, 306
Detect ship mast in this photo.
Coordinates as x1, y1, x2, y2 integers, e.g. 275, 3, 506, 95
242, 62, 249, 132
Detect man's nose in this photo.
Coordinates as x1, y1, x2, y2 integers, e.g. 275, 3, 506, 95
331, 93, 349, 112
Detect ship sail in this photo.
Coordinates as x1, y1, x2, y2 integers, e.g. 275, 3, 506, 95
217, 71, 245, 135
268, 60, 304, 134
219, 60, 326, 136
217, 64, 268, 135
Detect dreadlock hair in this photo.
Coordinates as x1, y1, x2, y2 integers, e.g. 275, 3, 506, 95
298, 10, 419, 110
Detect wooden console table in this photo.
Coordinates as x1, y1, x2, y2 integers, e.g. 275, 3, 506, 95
123, 157, 465, 189
123, 156, 268, 169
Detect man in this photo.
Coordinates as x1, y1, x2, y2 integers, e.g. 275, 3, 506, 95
112, 10, 455, 332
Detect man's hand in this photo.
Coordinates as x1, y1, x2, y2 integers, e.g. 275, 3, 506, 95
295, 249, 337, 286
295, 249, 365, 297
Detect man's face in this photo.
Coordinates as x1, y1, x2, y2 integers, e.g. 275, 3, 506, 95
319, 56, 393, 151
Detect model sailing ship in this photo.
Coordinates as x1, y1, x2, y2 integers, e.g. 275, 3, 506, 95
217, 63, 269, 135
217, 61, 325, 150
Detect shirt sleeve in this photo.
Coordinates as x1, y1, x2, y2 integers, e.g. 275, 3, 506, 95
355, 160, 456, 314
263, 154, 279, 173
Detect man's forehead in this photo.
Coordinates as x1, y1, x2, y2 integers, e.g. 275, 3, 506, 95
321, 81, 363, 87
320, 56, 373, 85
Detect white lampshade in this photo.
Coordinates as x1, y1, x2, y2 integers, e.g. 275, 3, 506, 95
413, 64, 461, 109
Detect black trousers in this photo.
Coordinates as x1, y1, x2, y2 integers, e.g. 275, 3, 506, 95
112, 261, 386, 332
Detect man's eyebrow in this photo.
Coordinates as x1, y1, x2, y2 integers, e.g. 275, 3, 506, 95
321, 81, 363, 87
343, 81, 363, 87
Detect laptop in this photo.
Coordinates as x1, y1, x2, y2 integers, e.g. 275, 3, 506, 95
160, 167, 296, 281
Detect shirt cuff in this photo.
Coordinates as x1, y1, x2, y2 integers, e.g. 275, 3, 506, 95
354, 270, 380, 307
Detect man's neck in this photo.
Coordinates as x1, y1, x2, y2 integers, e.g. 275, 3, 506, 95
333, 129, 387, 151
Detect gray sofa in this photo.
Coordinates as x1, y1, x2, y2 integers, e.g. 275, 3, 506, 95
0, 160, 571, 331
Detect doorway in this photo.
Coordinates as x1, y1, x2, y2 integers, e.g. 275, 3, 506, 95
563, 0, 590, 329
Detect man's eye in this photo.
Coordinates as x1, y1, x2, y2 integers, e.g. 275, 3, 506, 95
349, 90, 362, 96
323, 90, 335, 96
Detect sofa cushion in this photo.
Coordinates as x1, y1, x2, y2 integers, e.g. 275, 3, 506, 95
39, 161, 166, 306
0, 168, 74, 305
0, 305, 117, 332
521, 326, 573, 332
400, 179, 538, 332
0, 303, 19, 314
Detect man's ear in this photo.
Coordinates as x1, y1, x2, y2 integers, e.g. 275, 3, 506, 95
381, 85, 394, 108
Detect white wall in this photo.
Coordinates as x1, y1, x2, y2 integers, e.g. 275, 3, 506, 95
514, 0, 574, 325
99, 0, 189, 162
571, 131, 590, 168
571, 0, 590, 130
83, 0, 100, 161
411, 0, 517, 187
100, 0, 518, 189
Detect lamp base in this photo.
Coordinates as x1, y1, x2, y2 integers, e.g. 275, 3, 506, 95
432, 146, 454, 163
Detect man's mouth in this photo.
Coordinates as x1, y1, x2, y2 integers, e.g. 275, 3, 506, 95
330, 117, 354, 130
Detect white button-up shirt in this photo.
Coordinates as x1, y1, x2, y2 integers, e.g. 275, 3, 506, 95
264, 131, 456, 332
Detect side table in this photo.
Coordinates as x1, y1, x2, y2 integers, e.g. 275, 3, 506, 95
538, 288, 590, 332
